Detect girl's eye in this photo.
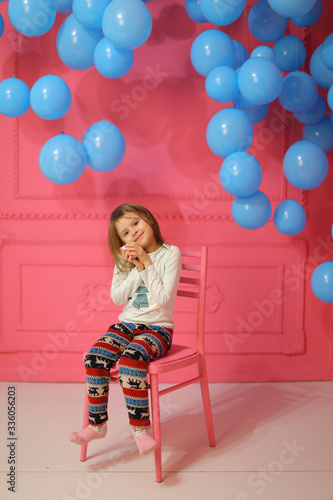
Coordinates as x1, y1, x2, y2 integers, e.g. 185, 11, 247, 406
123, 231, 128, 236
134, 221, 139, 226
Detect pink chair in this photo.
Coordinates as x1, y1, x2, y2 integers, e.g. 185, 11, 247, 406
80, 246, 216, 482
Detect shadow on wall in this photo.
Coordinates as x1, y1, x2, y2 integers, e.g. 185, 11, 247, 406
150, 3, 197, 42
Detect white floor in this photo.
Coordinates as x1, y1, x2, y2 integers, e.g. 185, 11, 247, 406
1, 381, 333, 500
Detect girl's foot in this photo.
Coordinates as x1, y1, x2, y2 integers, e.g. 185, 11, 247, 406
134, 431, 157, 455
69, 424, 107, 446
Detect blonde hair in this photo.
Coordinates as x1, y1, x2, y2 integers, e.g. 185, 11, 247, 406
108, 203, 165, 272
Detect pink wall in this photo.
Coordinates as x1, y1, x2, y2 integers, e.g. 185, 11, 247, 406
0, 0, 332, 384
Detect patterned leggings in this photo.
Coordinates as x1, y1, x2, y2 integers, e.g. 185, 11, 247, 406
84, 322, 173, 431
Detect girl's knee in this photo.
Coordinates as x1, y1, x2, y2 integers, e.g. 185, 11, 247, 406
119, 351, 146, 367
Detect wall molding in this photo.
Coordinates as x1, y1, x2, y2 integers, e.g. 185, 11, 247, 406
0, 211, 235, 221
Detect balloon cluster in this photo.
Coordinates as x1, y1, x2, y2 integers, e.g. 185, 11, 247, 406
187, 0, 333, 302
0, 75, 126, 181
0, 72, 72, 120
56, 0, 152, 76
39, 120, 126, 184
188, 0, 332, 238
0, 0, 154, 183
6, 0, 152, 76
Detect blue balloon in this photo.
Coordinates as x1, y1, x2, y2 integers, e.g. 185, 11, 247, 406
94, 38, 134, 79
302, 116, 333, 153
279, 71, 318, 113
39, 133, 86, 185
232, 79, 260, 110
205, 66, 239, 103
290, 0, 322, 26
310, 45, 333, 89
232, 94, 260, 111
311, 260, 333, 303
232, 190, 271, 230
321, 34, 333, 71
251, 45, 275, 62
0, 76, 30, 117
8, 0, 56, 37
248, 0, 287, 43
206, 107, 253, 158
185, 0, 207, 23
327, 85, 333, 112
267, 0, 316, 17
0, 14, 4, 38
283, 140, 328, 189
243, 104, 269, 125
199, 0, 245, 26
30, 74, 71, 120
294, 94, 326, 124
190, 29, 235, 77
220, 152, 262, 197
81, 120, 126, 172
57, 14, 103, 70
102, 0, 152, 50
73, 0, 110, 30
273, 199, 306, 235
238, 57, 282, 105
273, 35, 306, 72
54, 0, 73, 13
232, 41, 248, 70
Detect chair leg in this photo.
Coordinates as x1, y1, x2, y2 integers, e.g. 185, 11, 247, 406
149, 374, 163, 482
80, 385, 89, 461
199, 361, 216, 447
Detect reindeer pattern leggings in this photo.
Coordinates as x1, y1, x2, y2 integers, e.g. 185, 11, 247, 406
84, 322, 173, 431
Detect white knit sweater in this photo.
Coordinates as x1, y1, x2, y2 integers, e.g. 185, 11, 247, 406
110, 244, 182, 329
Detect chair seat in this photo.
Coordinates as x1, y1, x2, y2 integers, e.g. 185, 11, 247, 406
147, 344, 199, 375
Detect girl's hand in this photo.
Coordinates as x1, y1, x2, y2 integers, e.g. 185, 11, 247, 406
120, 243, 152, 272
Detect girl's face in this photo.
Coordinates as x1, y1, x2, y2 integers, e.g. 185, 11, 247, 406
115, 212, 159, 253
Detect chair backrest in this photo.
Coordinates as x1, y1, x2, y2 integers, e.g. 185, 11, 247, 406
177, 247, 208, 355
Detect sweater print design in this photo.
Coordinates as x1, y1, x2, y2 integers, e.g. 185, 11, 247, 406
132, 286, 149, 309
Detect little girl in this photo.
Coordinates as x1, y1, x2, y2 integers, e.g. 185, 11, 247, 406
70, 203, 182, 455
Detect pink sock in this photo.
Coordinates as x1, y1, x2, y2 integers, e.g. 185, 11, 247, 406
69, 424, 107, 446
133, 431, 157, 455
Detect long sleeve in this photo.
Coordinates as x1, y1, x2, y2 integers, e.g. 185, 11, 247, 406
110, 265, 143, 306
139, 246, 182, 307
